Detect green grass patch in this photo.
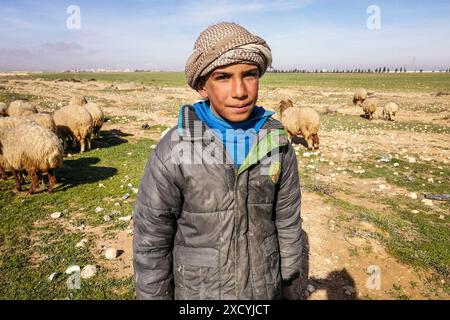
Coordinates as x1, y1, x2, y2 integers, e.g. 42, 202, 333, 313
0, 138, 156, 299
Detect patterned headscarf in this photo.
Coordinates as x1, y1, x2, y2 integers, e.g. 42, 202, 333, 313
185, 22, 272, 90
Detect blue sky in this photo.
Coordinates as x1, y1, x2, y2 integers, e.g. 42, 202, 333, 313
1, 0, 449, 71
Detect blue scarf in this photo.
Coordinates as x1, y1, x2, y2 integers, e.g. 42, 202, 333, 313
194, 100, 274, 166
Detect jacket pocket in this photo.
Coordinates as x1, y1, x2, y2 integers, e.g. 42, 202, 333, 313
173, 245, 220, 299
262, 234, 281, 286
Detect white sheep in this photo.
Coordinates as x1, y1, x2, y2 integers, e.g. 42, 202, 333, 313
53, 104, 93, 153
382, 102, 399, 121
70, 95, 88, 106
353, 88, 368, 106
69, 95, 104, 138
83, 102, 104, 138
0, 122, 63, 193
361, 98, 377, 120
0, 117, 34, 181
7, 100, 38, 116
278, 99, 320, 150
22, 113, 57, 133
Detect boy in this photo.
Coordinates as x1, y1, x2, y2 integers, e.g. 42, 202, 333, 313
133, 22, 302, 300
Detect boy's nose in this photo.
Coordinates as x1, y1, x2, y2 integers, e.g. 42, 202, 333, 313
231, 78, 248, 99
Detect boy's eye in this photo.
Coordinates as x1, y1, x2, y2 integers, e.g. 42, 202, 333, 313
245, 71, 259, 78
214, 74, 230, 80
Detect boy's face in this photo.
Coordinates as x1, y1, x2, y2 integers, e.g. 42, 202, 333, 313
198, 63, 260, 123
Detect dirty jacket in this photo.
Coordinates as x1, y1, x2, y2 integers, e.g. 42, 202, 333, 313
133, 104, 302, 300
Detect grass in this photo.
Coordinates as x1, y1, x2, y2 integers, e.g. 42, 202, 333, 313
324, 191, 450, 296
0, 137, 156, 299
22, 72, 450, 92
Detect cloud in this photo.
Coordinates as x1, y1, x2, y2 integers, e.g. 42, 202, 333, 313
39, 41, 83, 53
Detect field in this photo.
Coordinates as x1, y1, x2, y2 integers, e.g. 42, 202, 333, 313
0, 72, 449, 299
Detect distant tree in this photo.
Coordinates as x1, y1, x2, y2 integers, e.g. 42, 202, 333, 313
395, 68, 398, 73
382, 66, 387, 73
403, 67, 407, 72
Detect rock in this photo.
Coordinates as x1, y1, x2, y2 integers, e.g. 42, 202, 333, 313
81, 265, 97, 279
127, 183, 133, 188
406, 156, 416, 163
118, 215, 132, 222
307, 284, 316, 293
303, 152, 311, 157
127, 152, 132, 156
151, 145, 156, 149
75, 239, 88, 248
421, 199, 433, 206
48, 272, 60, 281
378, 184, 387, 191
67, 153, 73, 158
408, 192, 418, 200
65, 265, 80, 274
95, 207, 104, 213
141, 123, 151, 130
103, 215, 111, 222
439, 215, 445, 220
411, 210, 419, 214
393, 163, 399, 167
50, 212, 62, 219
114, 202, 121, 206
98, 183, 105, 188
105, 248, 119, 260
132, 187, 139, 194
427, 177, 434, 183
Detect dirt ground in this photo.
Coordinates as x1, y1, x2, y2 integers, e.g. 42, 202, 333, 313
3, 78, 449, 299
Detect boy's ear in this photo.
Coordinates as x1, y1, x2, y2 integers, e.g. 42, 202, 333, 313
196, 76, 208, 98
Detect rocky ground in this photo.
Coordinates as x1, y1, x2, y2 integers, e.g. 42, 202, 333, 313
1, 77, 449, 299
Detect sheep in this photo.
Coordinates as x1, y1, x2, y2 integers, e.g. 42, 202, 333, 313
361, 98, 377, 120
278, 99, 320, 150
0, 117, 34, 181
53, 104, 93, 153
21, 113, 57, 133
83, 102, 104, 138
70, 95, 88, 106
0, 122, 63, 193
0, 102, 7, 116
382, 102, 399, 121
69, 95, 104, 139
353, 88, 368, 106
7, 100, 38, 116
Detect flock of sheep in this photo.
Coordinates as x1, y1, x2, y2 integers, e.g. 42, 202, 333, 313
0, 87, 399, 195
353, 88, 399, 121
277, 88, 400, 152
0, 96, 104, 194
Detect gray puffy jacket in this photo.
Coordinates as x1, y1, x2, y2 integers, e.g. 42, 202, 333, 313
133, 105, 302, 300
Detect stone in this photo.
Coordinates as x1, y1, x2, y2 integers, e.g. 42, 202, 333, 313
105, 248, 119, 260
65, 265, 80, 274
95, 207, 104, 213
132, 188, 139, 194
48, 272, 60, 281
411, 210, 419, 214
421, 199, 433, 206
81, 265, 97, 279
118, 215, 132, 222
75, 239, 88, 248
50, 212, 62, 219
103, 215, 111, 222
307, 284, 316, 293
408, 192, 418, 200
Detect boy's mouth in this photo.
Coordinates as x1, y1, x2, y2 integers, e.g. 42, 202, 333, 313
229, 102, 252, 113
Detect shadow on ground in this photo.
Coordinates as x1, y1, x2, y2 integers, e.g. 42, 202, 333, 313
56, 157, 118, 191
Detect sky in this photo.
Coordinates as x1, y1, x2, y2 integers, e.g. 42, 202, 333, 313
1, 0, 450, 71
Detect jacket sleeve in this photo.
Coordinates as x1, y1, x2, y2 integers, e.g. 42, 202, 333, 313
274, 143, 302, 283
133, 140, 182, 300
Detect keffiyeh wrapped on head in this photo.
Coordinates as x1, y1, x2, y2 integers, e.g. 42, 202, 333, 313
185, 22, 272, 90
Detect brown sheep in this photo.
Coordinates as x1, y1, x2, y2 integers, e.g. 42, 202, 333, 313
278, 99, 320, 150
